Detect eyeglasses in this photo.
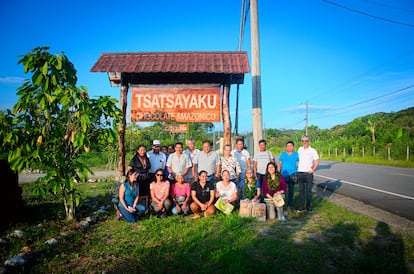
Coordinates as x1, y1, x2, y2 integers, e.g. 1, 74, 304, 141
156, 174, 163, 176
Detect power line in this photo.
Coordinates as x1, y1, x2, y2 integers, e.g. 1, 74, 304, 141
311, 84, 414, 119
321, 0, 414, 28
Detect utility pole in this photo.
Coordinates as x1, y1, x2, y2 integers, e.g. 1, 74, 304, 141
250, 0, 263, 154
305, 101, 308, 136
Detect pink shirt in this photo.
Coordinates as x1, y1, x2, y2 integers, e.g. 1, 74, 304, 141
150, 181, 170, 200
171, 182, 191, 197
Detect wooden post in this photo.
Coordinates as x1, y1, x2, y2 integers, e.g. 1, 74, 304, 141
118, 76, 129, 177
222, 83, 231, 146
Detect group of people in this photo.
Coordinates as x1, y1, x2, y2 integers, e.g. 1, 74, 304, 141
117, 136, 319, 222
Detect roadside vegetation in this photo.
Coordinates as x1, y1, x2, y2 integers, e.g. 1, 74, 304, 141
1, 180, 413, 273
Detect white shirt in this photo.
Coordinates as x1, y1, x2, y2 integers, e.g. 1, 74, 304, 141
231, 149, 250, 173
297, 146, 319, 172
253, 150, 274, 174
166, 152, 192, 176
216, 181, 238, 200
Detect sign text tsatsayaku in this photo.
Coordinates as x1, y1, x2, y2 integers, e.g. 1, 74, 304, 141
131, 87, 221, 122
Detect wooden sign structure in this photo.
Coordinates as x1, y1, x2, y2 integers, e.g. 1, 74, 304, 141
91, 52, 250, 176
131, 87, 220, 123
162, 124, 189, 133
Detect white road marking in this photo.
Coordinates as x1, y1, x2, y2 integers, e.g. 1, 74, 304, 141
391, 173, 414, 178
315, 174, 414, 201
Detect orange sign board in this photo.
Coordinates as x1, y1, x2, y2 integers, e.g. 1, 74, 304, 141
162, 124, 189, 133
131, 87, 221, 122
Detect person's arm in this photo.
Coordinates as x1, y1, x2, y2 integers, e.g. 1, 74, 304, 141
277, 160, 282, 173
310, 159, 319, 174
161, 183, 170, 201
228, 188, 238, 203
246, 156, 251, 170
253, 161, 258, 178
192, 164, 198, 180
119, 184, 134, 213
150, 183, 157, 202
182, 167, 189, 177
132, 185, 140, 209
191, 189, 203, 207
215, 164, 220, 178
208, 189, 215, 207
254, 188, 261, 202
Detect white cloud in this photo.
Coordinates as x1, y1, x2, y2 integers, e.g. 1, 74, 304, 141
0, 76, 25, 84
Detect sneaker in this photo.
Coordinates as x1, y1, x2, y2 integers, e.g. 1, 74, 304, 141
279, 216, 288, 222
296, 207, 304, 213
192, 214, 201, 220
307, 206, 313, 212
158, 212, 167, 219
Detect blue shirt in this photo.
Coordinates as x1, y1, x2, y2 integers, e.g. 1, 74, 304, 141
279, 151, 299, 177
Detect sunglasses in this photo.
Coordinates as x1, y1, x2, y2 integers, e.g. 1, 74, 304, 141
156, 173, 163, 176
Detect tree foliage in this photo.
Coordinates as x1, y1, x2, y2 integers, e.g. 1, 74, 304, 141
0, 47, 122, 220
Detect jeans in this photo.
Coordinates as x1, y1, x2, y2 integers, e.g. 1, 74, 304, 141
172, 196, 189, 215
297, 172, 313, 210
118, 203, 147, 222
284, 176, 295, 207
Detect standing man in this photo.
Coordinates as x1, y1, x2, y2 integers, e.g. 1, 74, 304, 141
166, 142, 192, 181
297, 136, 319, 212
278, 141, 299, 208
231, 138, 251, 184
147, 140, 167, 183
192, 140, 220, 183
184, 138, 200, 184
253, 139, 275, 185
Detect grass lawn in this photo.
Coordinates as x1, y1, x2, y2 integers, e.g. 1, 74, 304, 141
1, 181, 413, 273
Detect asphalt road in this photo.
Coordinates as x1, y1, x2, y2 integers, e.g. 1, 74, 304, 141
314, 160, 414, 221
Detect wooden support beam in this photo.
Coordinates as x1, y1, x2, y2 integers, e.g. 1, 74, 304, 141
222, 83, 231, 146
118, 78, 128, 177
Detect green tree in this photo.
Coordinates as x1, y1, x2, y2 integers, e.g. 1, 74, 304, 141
1, 47, 121, 220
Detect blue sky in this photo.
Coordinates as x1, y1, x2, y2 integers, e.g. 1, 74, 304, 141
1, 0, 413, 133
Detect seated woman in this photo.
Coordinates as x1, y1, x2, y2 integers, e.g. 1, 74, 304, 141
262, 162, 288, 222
170, 173, 191, 215
240, 169, 261, 202
150, 168, 172, 218
117, 170, 147, 222
190, 170, 216, 219
215, 170, 238, 214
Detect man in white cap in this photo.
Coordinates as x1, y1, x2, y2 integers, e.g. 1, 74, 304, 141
147, 140, 166, 182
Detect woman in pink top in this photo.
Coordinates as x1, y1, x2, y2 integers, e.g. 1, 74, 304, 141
170, 173, 191, 215
150, 168, 172, 218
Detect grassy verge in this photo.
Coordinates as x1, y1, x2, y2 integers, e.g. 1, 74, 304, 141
1, 181, 413, 273
320, 156, 414, 168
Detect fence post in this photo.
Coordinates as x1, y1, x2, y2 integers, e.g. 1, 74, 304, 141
362, 146, 365, 157
343, 147, 346, 158
328, 148, 331, 157
408, 145, 410, 161
373, 146, 376, 157
335, 148, 338, 157
352, 147, 354, 158
387, 146, 391, 160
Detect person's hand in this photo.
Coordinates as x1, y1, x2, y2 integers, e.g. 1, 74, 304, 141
224, 199, 230, 204
181, 203, 187, 211
176, 206, 182, 213
127, 206, 136, 213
